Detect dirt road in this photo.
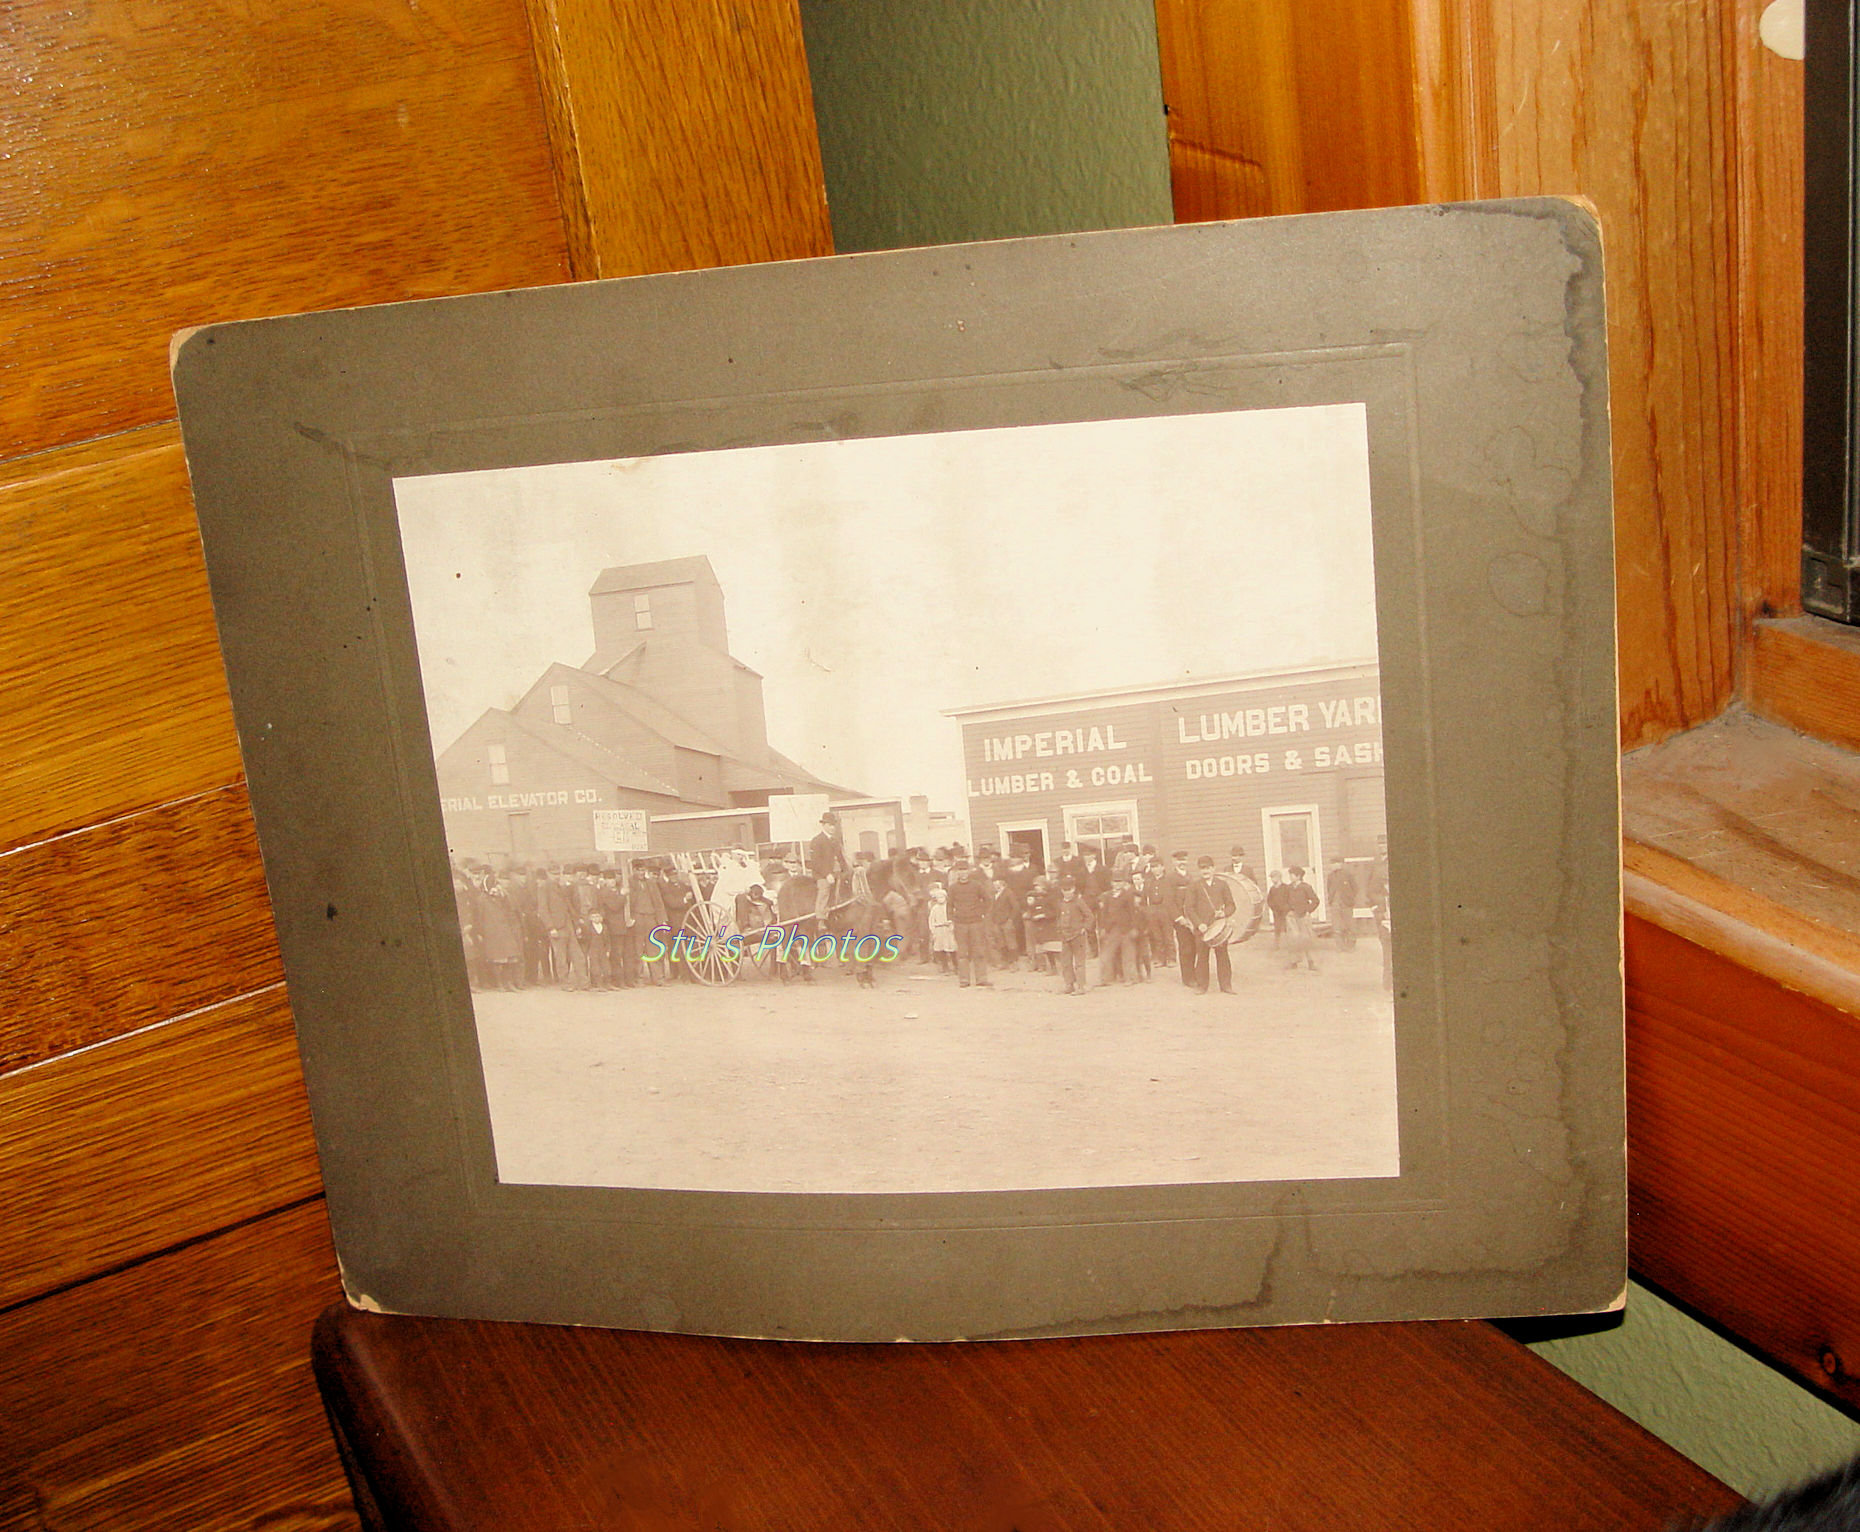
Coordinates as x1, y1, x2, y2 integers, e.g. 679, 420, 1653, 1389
473, 938, 1398, 1193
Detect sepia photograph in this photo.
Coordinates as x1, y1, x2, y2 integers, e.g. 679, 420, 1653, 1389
393, 402, 1400, 1195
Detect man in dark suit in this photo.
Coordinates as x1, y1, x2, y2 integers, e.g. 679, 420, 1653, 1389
808, 812, 848, 919
1163, 849, 1197, 986
946, 856, 994, 988
1097, 874, 1141, 984
627, 857, 668, 985
1183, 856, 1236, 995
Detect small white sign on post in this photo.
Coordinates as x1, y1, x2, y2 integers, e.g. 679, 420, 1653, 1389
767, 792, 830, 845
591, 809, 649, 854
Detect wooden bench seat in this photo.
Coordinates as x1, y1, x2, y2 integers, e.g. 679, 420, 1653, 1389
313, 1305, 1739, 1530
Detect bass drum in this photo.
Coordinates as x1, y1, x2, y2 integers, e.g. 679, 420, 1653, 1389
1215, 872, 1265, 946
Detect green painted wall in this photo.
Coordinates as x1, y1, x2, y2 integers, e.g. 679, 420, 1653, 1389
1525, 1284, 1860, 1499
798, 0, 1173, 252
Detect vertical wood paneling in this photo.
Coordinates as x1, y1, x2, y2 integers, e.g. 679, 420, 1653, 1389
1153, 0, 1423, 220
1736, 0, 1806, 622
1490, 0, 1742, 747
1287, 0, 1421, 212
523, 0, 833, 278
1159, 0, 1789, 749
1154, 0, 1310, 219
1409, 0, 1499, 202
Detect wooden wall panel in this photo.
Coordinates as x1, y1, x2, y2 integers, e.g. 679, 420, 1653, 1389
525, 0, 833, 279
0, 785, 279, 1075
0, 425, 242, 852
0, 1201, 353, 1532
0, 0, 834, 1521
1409, 0, 1499, 203
1154, 0, 1309, 219
1153, 0, 1421, 221
1, 0, 569, 459
1626, 913, 1860, 1413
0, 988, 318, 1311
1489, 0, 1742, 747
1286, 0, 1421, 212
8, 0, 537, 108
1735, 0, 1806, 623
1749, 616, 1860, 755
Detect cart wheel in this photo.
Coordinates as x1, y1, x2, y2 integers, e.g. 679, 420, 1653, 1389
682, 900, 741, 986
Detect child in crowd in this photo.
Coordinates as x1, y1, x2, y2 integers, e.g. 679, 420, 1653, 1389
1026, 874, 1059, 974
928, 884, 956, 974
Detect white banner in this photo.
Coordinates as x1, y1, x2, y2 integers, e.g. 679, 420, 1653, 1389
767, 792, 830, 844
591, 808, 649, 853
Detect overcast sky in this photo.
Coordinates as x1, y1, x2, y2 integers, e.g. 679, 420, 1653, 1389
393, 403, 1380, 814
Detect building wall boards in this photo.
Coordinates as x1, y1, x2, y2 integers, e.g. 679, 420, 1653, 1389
954, 663, 1383, 907
437, 709, 685, 863
431, 556, 848, 865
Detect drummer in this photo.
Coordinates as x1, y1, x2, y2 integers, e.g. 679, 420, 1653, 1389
1184, 855, 1237, 996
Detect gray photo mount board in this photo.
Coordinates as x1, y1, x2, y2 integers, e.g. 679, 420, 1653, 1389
172, 200, 1620, 1340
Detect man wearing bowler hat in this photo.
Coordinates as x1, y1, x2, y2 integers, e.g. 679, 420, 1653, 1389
1183, 855, 1237, 995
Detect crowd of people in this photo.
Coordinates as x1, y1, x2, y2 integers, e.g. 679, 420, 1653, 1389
786, 814, 1395, 995
450, 857, 706, 992
451, 812, 1392, 998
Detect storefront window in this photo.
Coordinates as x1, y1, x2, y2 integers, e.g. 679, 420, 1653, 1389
1277, 817, 1310, 868
1065, 805, 1136, 861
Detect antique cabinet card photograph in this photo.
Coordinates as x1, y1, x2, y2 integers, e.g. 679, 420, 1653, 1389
174, 201, 1622, 1339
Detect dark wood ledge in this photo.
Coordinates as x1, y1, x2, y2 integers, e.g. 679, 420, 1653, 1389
1621, 707, 1860, 1413
312, 1304, 1737, 1530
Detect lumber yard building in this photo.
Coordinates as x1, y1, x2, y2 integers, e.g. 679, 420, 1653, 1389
948, 662, 1384, 920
